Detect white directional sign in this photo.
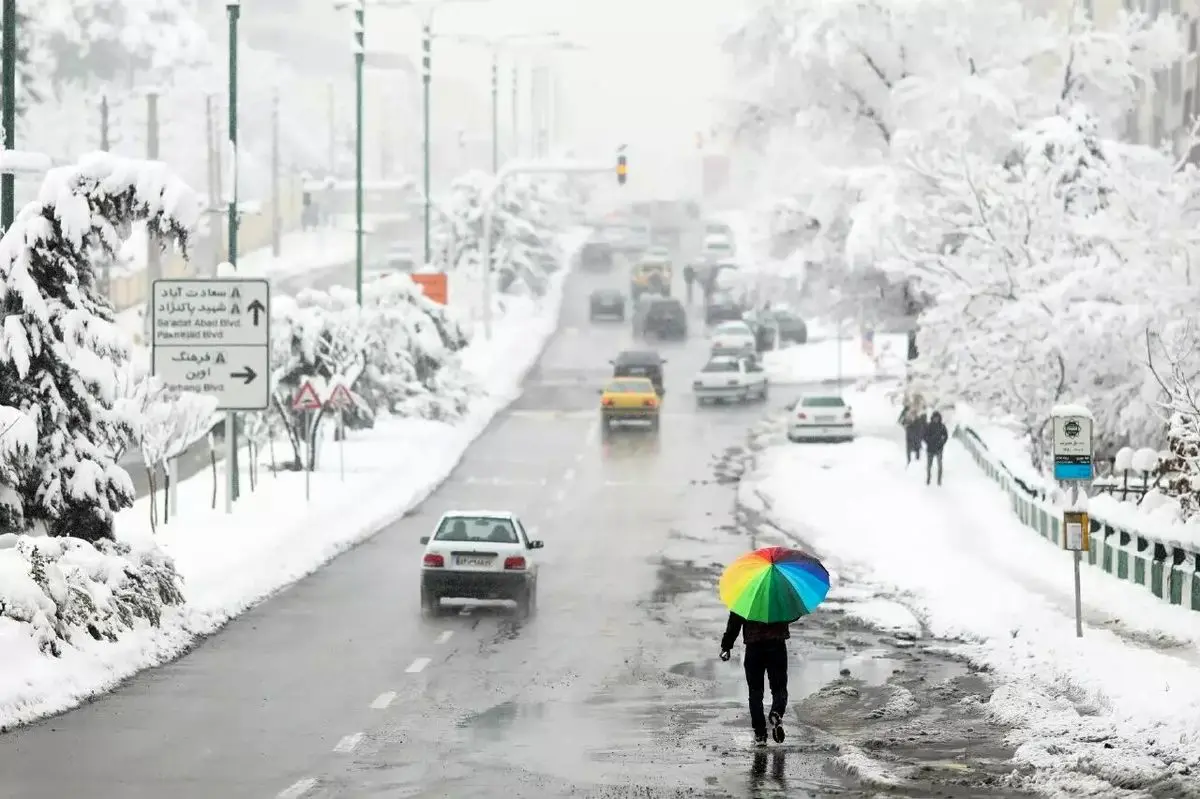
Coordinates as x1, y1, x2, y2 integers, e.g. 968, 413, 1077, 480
151, 279, 270, 410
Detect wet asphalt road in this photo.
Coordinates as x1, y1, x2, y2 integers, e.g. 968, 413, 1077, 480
122, 226, 409, 499
0, 236, 1033, 798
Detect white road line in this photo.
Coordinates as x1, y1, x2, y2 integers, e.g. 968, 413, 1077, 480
436, 630, 454, 644
405, 657, 432, 673
333, 732, 363, 753
369, 691, 395, 709
277, 778, 317, 799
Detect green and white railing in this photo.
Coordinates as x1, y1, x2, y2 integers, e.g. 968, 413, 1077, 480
955, 426, 1200, 612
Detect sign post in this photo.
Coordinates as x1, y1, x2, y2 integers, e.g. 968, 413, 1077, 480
1051, 404, 1094, 638
151, 278, 271, 514
326, 382, 353, 482
292, 381, 322, 500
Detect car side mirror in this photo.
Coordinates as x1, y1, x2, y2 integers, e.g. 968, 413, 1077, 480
529, 540, 544, 549
419, 536, 430, 544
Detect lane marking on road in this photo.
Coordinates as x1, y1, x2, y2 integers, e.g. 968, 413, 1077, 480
406, 657, 432, 673
333, 733, 364, 753
460, 476, 549, 486
369, 691, 396, 709
436, 630, 454, 644
277, 778, 317, 798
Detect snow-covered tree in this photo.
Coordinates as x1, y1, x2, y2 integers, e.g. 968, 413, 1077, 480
0, 152, 199, 541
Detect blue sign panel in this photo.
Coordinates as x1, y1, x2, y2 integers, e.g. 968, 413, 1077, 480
1054, 462, 1093, 481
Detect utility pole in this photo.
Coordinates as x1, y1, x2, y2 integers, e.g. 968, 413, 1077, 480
100, 96, 110, 150
226, 0, 241, 508
354, 0, 365, 305
271, 87, 281, 256
1, 0, 17, 233
145, 90, 161, 341
510, 62, 519, 162
327, 81, 336, 176
421, 17, 432, 267
491, 52, 499, 172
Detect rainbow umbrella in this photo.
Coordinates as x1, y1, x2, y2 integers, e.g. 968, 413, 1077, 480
719, 546, 831, 623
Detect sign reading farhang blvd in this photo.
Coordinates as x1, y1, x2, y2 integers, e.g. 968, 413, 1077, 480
1052, 413, 1093, 481
151, 279, 270, 410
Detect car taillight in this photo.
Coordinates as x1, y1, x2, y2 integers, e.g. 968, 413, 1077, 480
504, 556, 526, 570
602, 398, 614, 406
643, 397, 658, 407
796, 412, 807, 420
423, 553, 444, 567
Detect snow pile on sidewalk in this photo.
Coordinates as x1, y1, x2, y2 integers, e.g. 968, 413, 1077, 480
763, 333, 907, 385
744, 386, 1200, 796
0, 227, 590, 730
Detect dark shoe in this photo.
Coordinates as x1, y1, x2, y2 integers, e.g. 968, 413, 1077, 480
768, 711, 785, 743
753, 732, 768, 747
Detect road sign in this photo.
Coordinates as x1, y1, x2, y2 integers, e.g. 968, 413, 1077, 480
1063, 510, 1090, 551
151, 278, 270, 410
1052, 412, 1093, 481
327, 383, 353, 410
411, 272, 447, 304
293, 382, 322, 411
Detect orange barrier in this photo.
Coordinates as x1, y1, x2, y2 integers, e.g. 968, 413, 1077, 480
411, 272, 447, 304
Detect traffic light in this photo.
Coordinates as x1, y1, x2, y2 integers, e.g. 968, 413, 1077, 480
616, 153, 627, 185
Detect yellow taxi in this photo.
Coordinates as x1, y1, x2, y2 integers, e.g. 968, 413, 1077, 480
630, 260, 672, 300
599, 377, 661, 432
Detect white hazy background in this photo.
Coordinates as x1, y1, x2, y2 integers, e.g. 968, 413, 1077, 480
241, 0, 742, 197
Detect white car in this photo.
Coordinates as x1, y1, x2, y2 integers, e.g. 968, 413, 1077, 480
693, 354, 768, 403
710, 320, 756, 354
701, 233, 735, 259
419, 510, 543, 616
787, 394, 855, 442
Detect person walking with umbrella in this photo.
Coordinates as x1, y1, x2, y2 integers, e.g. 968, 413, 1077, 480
719, 546, 830, 747
923, 410, 949, 485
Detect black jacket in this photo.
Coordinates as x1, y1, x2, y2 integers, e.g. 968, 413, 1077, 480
721, 612, 790, 651
924, 418, 949, 453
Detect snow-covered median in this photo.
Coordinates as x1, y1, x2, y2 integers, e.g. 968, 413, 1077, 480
0, 227, 588, 730
744, 384, 1200, 796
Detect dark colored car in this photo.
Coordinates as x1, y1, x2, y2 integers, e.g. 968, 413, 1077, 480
611, 349, 666, 395
705, 292, 743, 325
772, 309, 808, 344
589, 288, 626, 321
581, 241, 615, 271
643, 297, 688, 339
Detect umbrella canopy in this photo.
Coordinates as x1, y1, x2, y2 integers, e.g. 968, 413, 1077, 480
719, 546, 830, 623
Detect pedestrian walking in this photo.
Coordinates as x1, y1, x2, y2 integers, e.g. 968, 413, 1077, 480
720, 611, 790, 746
683, 263, 696, 304
924, 410, 949, 485
899, 404, 926, 465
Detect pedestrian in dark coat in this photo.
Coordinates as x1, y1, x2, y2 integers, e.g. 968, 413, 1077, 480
683, 263, 696, 304
899, 405, 926, 465
721, 612, 791, 746
923, 410, 949, 485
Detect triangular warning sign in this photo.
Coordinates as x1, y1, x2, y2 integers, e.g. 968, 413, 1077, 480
292, 382, 322, 411
326, 384, 353, 409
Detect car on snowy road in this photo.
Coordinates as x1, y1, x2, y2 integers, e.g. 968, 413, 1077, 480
693, 354, 768, 404
787, 394, 855, 443
420, 511, 543, 616
599, 376, 661, 432
709, 320, 756, 355
589, 287, 626, 321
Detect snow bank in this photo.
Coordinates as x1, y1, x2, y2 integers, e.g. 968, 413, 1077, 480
0, 227, 589, 730
763, 332, 907, 385
747, 385, 1200, 796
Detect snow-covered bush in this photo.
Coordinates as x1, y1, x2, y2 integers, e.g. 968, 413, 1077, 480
431, 170, 568, 297
0, 533, 183, 657
267, 276, 471, 470
0, 152, 199, 542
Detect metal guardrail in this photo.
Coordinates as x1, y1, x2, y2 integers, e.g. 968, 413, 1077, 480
955, 425, 1200, 612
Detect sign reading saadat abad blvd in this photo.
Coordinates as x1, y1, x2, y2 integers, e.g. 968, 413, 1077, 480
150, 279, 271, 410
1052, 407, 1094, 481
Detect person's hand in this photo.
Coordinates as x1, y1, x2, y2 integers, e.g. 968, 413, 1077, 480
719, 649, 731, 662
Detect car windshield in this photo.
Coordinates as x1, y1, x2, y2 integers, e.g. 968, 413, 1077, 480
606, 379, 655, 393
434, 516, 519, 544
715, 323, 750, 335
801, 396, 846, 408
703, 359, 739, 373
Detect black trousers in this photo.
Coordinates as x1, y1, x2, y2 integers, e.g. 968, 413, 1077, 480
744, 641, 788, 734
926, 449, 943, 484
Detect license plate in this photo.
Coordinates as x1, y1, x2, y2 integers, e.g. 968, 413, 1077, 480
456, 556, 493, 567
816, 416, 834, 423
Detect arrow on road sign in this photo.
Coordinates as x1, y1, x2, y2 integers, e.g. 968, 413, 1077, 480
231, 366, 257, 384
292, 382, 322, 411
247, 299, 266, 326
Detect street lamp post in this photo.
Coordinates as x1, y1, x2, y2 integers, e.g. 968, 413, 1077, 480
491, 53, 499, 172
354, 0, 365, 305
1, 0, 18, 233
226, 0, 241, 508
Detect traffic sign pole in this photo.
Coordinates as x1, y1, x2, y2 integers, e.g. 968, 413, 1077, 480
1051, 404, 1094, 638
151, 278, 271, 514
292, 381, 323, 501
